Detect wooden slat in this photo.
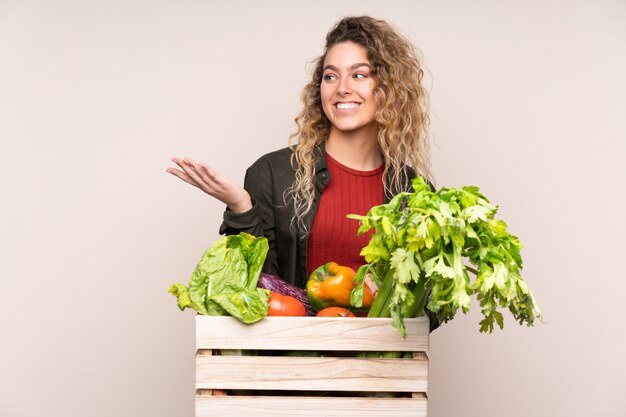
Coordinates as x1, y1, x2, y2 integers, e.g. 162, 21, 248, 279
196, 355, 428, 392
195, 349, 213, 396
195, 316, 429, 351
196, 395, 427, 417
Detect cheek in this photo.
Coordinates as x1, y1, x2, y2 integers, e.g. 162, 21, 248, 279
320, 84, 333, 102
361, 81, 376, 100
320, 86, 334, 115
362, 83, 378, 112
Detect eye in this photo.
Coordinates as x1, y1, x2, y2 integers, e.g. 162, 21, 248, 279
323, 73, 337, 81
354, 72, 368, 79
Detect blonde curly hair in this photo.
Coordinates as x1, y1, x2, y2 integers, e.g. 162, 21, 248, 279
288, 16, 431, 235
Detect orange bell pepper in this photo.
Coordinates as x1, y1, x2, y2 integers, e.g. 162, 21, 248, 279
306, 262, 374, 311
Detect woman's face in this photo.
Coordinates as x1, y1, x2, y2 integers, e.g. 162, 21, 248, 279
320, 41, 378, 135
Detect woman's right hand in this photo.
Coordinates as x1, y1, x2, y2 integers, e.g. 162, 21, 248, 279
166, 156, 253, 213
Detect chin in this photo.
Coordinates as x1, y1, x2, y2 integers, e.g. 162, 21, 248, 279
334, 120, 376, 134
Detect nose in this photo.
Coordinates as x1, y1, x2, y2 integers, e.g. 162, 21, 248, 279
337, 77, 352, 96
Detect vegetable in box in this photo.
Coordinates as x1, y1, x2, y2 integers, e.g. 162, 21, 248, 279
168, 232, 270, 324
349, 176, 543, 337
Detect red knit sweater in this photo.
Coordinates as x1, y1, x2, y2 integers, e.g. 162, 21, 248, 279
306, 152, 384, 277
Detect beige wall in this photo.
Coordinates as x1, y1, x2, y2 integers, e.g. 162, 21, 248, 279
1, 1, 625, 416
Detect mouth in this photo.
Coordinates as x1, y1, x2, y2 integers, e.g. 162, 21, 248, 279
334, 101, 362, 110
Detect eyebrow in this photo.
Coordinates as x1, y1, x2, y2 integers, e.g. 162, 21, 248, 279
323, 63, 372, 72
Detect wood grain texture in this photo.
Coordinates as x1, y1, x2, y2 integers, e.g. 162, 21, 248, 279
195, 395, 427, 417
194, 316, 430, 415
195, 349, 212, 396
196, 354, 428, 392
195, 316, 429, 351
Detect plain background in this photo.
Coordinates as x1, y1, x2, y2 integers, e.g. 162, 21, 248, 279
1, 0, 625, 416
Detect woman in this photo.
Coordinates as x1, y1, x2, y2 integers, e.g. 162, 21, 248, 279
167, 16, 434, 329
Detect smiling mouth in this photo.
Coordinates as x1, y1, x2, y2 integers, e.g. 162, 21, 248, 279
335, 102, 361, 110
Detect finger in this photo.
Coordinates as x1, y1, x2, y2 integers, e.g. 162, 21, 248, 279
173, 157, 227, 198
198, 161, 214, 176
177, 157, 210, 190
197, 162, 224, 188
166, 167, 202, 188
364, 274, 379, 295
183, 157, 202, 168
195, 162, 249, 209
171, 156, 187, 169
183, 158, 215, 185
173, 157, 203, 177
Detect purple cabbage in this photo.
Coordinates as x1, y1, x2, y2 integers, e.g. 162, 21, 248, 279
257, 272, 316, 316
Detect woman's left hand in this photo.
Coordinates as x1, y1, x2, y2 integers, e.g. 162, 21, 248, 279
364, 273, 378, 297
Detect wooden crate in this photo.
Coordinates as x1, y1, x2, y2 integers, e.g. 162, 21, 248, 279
195, 315, 429, 417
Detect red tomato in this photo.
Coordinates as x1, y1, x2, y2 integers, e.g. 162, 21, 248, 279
316, 307, 356, 317
267, 292, 306, 316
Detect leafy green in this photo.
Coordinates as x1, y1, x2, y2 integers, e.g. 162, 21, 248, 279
349, 177, 542, 336
168, 232, 270, 324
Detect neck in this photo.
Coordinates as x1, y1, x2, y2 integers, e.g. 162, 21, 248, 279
326, 123, 382, 170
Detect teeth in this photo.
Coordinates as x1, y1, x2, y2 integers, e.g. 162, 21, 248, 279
336, 102, 360, 109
